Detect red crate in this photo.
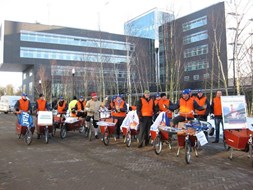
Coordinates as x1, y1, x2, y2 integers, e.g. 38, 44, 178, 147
122, 127, 128, 136
160, 130, 169, 141
150, 130, 157, 140
177, 134, 196, 147
224, 129, 249, 150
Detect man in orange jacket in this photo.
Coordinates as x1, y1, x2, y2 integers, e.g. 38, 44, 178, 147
14, 93, 32, 114
210, 90, 223, 143
35, 93, 50, 139
137, 90, 154, 148
158, 93, 173, 119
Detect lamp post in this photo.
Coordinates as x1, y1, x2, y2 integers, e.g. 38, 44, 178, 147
39, 79, 42, 95
72, 68, 75, 98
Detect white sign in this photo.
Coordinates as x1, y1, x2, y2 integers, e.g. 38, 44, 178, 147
196, 131, 208, 146
37, 111, 53, 126
221, 96, 247, 129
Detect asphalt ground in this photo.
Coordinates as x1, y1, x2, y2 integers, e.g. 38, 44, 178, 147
0, 113, 253, 190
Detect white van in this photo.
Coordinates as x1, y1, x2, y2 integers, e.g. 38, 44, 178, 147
0, 95, 21, 114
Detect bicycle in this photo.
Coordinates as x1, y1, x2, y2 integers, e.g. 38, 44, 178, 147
84, 116, 94, 141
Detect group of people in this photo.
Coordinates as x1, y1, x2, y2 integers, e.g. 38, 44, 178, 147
14, 89, 224, 146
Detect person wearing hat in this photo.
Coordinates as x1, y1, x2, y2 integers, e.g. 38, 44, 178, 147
14, 93, 32, 114
158, 93, 173, 119
153, 93, 161, 120
194, 89, 210, 121
55, 96, 68, 114
110, 94, 127, 139
75, 96, 87, 118
137, 90, 155, 148
68, 96, 78, 113
85, 92, 108, 139
169, 89, 206, 127
35, 93, 50, 139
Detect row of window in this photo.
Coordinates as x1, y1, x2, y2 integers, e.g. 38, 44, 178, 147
184, 59, 209, 71
183, 31, 208, 45
20, 30, 134, 51
184, 73, 210, 81
182, 16, 207, 32
20, 47, 127, 64
184, 44, 208, 58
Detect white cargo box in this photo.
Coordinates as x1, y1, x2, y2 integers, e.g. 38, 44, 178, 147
38, 111, 53, 126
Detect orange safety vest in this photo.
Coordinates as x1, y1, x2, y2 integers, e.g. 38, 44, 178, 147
57, 101, 67, 114
19, 99, 30, 112
194, 96, 207, 116
113, 100, 126, 118
140, 97, 154, 117
213, 97, 222, 116
76, 101, 86, 111
36, 99, 47, 111
158, 99, 172, 118
179, 97, 194, 118
130, 105, 137, 111
154, 99, 160, 106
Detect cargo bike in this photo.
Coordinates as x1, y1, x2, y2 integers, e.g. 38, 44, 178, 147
60, 116, 85, 139
52, 110, 66, 136
36, 111, 53, 144
16, 112, 35, 145
121, 110, 140, 147
221, 95, 253, 167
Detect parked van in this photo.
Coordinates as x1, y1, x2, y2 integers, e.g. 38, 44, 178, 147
0, 95, 21, 114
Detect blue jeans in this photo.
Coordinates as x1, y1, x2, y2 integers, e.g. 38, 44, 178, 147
214, 117, 224, 142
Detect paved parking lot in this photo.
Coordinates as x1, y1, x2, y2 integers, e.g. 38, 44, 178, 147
0, 113, 253, 190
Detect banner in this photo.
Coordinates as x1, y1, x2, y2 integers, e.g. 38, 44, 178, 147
221, 96, 247, 129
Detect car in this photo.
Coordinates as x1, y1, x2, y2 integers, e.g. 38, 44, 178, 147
0, 96, 21, 114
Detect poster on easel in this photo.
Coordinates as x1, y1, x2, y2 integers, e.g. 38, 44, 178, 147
221, 96, 247, 129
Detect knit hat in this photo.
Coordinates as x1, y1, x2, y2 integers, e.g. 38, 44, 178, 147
91, 92, 97, 98
144, 90, 150, 94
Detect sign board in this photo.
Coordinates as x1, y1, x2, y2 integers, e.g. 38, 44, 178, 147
38, 111, 53, 126
221, 96, 247, 129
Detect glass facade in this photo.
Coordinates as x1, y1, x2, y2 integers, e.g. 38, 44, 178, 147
20, 47, 127, 64
20, 30, 133, 51
182, 16, 207, 32
184, 44, 208, 58
184, 59, 209, 71
183, 31, 208, 45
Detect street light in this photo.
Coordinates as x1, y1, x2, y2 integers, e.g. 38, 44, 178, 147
72, 68, 75, 98
39, 79, 42, 95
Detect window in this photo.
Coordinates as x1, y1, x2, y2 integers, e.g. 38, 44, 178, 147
183, 31, 208, 45
184, 59, 209, 71
203, 73, 210, 79
23, 73, 26, 79
184, 76, 190, 81
184, 44, 208, 58
182, 16, 207, 32
193, 75, 199, 80
20, 30, 132, 51
29, 70, 33, 76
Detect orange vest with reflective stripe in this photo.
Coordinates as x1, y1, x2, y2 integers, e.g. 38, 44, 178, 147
36, 99, 47, 111
213, 97, 222, 116
57, 101, 67, 114
140, 97, 154, 117
158, 99, 172, 118
76, 101, 86, 111
113, 100, 126, 118
194, 96, 207, 115
179, 97, 194, 118
19, 99, 29, 112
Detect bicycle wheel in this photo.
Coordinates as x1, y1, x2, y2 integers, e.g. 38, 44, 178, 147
24, 128, 32, 145
79, 125, 85, 133
60, 125, 67, 139
153, 136, 162, 155
126, 132, 131, 147
44, 128, 49, 144
103, 129, 110, 146
185, 140, 191, 164
52, 124, 56, 137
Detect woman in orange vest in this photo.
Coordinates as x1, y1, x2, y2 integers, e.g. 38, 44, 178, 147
137, 90, 154, 148
111, 94, 127, 139
194, 89, 210, 121
210, 90, 223, 143
169, 89, 205, 127
75, 96, 86, 118
158, 93, 173, 119
55, 96, 68, 114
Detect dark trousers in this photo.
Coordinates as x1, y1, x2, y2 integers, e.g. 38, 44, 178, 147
214, 117, 224, 142
115, 117, 124, 138
139, 116, 153, 145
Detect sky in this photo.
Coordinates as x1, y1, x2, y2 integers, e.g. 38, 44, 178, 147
0, 0, 224, 89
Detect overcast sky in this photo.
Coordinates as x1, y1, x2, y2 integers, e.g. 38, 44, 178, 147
0, 0, 224, 89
